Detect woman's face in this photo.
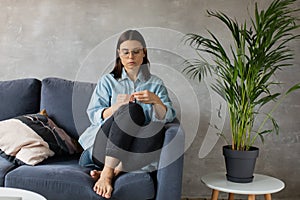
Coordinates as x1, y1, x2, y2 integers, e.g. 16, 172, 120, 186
118, 40, 145, 71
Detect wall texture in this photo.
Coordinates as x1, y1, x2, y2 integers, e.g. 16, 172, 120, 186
0, 0, 299, 199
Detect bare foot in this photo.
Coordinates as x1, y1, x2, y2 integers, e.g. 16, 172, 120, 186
90, 170, 101, 181
94, 176, 113, 198
93, 168, 114, 198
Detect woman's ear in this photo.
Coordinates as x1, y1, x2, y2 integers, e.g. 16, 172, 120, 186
143, 48, 147, 57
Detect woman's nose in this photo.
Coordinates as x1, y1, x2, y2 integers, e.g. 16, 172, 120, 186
128, 52, 134, 58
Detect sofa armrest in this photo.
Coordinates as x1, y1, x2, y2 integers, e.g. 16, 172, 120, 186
155, 119, 185, 200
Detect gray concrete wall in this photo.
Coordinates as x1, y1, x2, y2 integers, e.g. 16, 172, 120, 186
0, 0, 299, 199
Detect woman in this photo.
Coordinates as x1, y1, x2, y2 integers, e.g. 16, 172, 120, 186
78, 30, 176, 199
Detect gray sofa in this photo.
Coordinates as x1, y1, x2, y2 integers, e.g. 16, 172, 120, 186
0, 77, 184, 200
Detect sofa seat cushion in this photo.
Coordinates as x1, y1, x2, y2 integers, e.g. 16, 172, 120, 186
0, 78, 41, 121
5, 157, 155, 200
0, 156, 16, 186
40, 77, 96, 139
112, 172, 155, 200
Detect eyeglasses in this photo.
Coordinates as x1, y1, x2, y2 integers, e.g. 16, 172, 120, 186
119, 48, 144, 57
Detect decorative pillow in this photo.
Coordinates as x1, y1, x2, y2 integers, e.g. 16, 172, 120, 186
0, 110, 83, 166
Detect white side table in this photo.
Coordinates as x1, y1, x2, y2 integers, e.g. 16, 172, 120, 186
201, 172, 285, 200
0, 187, 46, 200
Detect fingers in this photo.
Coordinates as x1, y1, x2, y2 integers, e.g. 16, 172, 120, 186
116, 94, 135, 104
129, 95, 135, 102
133, 90, 147, 100
116, 91, 157, 104
133, 90, 156, 104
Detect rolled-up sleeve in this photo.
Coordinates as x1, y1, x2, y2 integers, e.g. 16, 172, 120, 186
79, 76, 112, 149
152, 81, 176, 123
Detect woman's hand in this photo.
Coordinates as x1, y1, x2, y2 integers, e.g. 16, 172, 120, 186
116, 94, 134, 105
133, 90, 167, 120
132, 90, 160, 105
102, 94, 134, 120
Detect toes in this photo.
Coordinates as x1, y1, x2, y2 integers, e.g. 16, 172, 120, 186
98, 187, 103, 196
93, 178, 113, 198
97, 187, 104, 196
100, 185, 112, 198
105, 186, 113, 198
93, 182, 101, 195
90, 170, 97, 177
90, 170, 101, 180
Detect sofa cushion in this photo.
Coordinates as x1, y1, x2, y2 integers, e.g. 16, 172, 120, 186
40, 77, 96, 139
0, 78, 41, 121
5, 157, 155, 200
0, 156, 16, 186
113, 172, 155, 200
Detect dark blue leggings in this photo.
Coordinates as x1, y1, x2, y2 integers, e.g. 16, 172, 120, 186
92, 102, 165, 171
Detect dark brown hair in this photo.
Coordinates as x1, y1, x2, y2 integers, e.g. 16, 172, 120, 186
111, 30, 150, 79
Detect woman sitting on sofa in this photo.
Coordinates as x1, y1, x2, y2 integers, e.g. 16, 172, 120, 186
78, 29, 176, 199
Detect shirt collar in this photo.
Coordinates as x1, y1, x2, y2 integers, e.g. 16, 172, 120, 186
119, 64, 151, 82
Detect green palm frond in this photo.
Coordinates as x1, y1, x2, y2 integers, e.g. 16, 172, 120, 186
182, 59, 213, 82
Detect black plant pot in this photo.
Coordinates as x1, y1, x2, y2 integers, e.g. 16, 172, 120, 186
223, 145, 259, 183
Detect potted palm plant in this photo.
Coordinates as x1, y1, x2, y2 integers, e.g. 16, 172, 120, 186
183, 0, 300, 183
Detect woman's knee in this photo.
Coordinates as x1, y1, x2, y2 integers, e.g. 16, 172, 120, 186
115, 102, 145, 126
128, 102, 145, 126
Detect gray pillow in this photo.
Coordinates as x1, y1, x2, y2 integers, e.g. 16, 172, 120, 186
40, 77, 96, 139
0, 78, 41, 121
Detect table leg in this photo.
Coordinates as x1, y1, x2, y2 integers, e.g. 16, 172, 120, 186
211, 189, 219, 200
228, 193, 234, 200
248, 194, 255, 200
264, 194, 272, 200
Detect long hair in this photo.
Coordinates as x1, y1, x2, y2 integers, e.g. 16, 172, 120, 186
111, 30, 150, 79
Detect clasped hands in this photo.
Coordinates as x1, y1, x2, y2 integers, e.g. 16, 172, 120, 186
116, 90, 160, 107
108, 90, 166, 120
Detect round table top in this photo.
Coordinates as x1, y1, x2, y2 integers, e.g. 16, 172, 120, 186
201, 172, 285, 195
0, 187, 46, 200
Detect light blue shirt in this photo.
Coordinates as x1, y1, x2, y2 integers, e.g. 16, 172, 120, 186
78, 65, 176, 150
